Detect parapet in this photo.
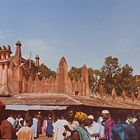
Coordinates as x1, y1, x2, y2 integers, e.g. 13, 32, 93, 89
0, 45, 12, 60
0, 45, 11, 52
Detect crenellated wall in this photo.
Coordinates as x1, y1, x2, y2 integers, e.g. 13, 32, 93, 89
22, 73, 87, 96
22, 61, 89, 96
0, 41, 90, 96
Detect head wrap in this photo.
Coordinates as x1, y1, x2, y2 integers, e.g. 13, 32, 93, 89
75, 112, 88, 122
0, 101, 5, 109
88, 115, 94, 120
101, 110, 110, 114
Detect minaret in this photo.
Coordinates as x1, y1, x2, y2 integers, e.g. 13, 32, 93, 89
15, 41, 22, 64
35, 55, 40, 67
57, 57, 68, 93
81, 64, 89, 96
15, 41, 23, 93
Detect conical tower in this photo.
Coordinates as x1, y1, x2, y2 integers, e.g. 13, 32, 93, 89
15, 41, 22, 65
35, 55, 40, 67
81, 64, 89, 96
57, 57, 68, 93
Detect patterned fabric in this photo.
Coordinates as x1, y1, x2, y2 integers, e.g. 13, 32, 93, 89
73, 127, 91, 140
75, 112, 88, 122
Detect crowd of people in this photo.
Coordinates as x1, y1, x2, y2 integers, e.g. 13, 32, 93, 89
0, 102, 140, 140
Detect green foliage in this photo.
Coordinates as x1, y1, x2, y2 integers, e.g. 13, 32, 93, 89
68, 67, 100, 92
38, 63, 56, 79
88, 68, 94, 92
22, 59, 38, 80
100, 56, 121, 94
121, 64, 133, 77
120, 64, 134, 96
35, 56, 139, 97
88, 69, 101, 92
68, 67, 81, 81
67, 56, 138, 98
96, 56, 138, 97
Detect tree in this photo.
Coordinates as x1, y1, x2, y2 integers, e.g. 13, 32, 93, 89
38, 63, 56, 79
89, 69, 101, 93
121, 64, 135, 96
69, 67, 100, 92
22, 59, 38, 80
88, 68, 94, 92
100, 56, 121, 95
121, 64, 133, 77
68, 67, 81, 81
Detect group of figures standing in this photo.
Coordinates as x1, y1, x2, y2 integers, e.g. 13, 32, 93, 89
0, 102, 140, 140
53, 108, 140, 140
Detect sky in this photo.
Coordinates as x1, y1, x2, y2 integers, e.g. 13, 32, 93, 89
0, 0, 140, 74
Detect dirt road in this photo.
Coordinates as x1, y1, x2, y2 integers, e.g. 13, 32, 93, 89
37, 135, 53, 140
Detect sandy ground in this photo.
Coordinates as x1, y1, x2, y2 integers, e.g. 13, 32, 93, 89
37, 135, 53, 140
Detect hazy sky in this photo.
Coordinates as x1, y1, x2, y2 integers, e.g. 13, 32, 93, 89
0, 0, 140, 74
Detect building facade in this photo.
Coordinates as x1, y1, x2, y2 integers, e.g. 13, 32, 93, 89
0, 41, 89, 97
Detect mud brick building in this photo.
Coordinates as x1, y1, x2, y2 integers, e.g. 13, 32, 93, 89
0, 41, 89, 97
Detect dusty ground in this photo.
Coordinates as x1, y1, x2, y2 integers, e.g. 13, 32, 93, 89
37, 135, 53, 140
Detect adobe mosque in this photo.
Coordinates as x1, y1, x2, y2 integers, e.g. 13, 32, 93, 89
0, 41, 89, 97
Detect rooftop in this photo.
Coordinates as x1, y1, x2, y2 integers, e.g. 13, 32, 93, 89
0, 93, 140, 110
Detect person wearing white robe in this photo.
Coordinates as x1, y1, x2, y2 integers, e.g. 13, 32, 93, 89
53, 115, 68, 140
31, 117, 38, 138
85, 115, 105, 140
